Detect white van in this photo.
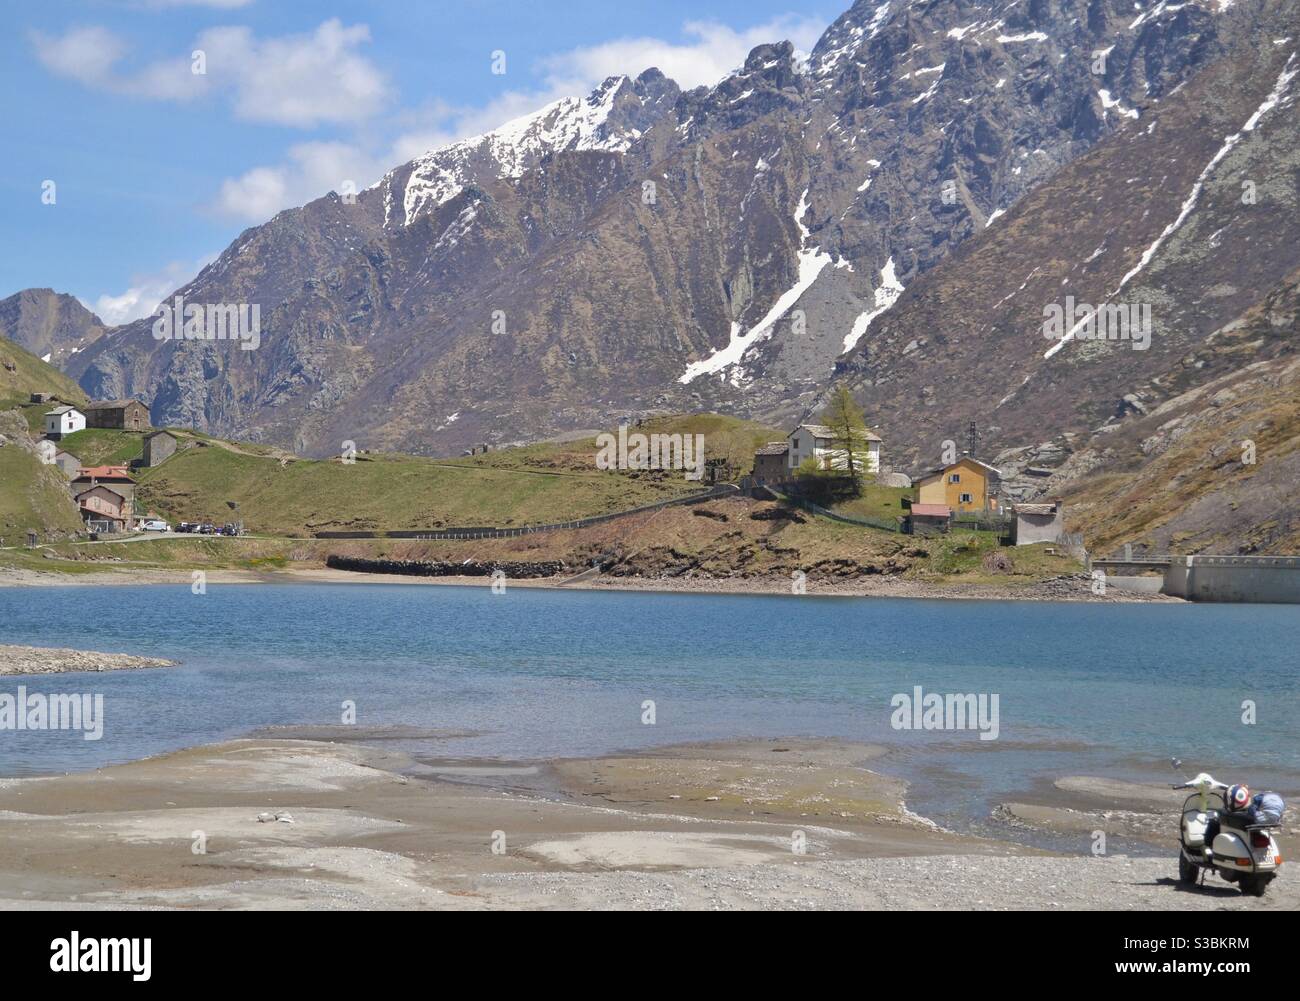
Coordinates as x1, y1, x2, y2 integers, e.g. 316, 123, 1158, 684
141, 520, 170, 533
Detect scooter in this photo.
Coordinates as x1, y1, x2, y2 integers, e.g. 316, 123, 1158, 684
1173, 771, 1283, 896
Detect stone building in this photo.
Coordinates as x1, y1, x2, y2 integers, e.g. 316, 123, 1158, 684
85, 399, 151, 431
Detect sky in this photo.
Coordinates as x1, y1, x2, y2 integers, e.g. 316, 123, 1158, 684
0, 0, 832, 325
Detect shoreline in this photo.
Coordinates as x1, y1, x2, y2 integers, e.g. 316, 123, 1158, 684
0, 639, 1287, 909
0, 563, 1182, 603
0, 732, 1292, 910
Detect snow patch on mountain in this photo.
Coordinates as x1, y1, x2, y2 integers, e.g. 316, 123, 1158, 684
1099, 89, 1140, 120
1045, 53, 1298, 360
680, 190, 832, 384
843, 257, 904, 352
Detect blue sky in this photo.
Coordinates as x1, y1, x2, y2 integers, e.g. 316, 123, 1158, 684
1, 0, 832, 324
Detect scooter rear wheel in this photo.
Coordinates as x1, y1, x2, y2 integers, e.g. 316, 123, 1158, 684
1239, 875, 1270, 897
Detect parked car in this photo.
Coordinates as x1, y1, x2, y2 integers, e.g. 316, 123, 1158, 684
141, 520, 170, 533
177, 522, 193, 533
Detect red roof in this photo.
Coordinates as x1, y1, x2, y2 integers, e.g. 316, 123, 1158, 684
74, 465, 134, 481
910, 504, 952, 517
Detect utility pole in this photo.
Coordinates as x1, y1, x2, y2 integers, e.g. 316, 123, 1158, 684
967, 421, 979, 458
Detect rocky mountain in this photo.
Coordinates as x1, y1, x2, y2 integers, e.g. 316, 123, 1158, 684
59, 0, 1275, 463
841, 10, 1297, 452
1002, 268, 1300, 556
0, 289, 107, 370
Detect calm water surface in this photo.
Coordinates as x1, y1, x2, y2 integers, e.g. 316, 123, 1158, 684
2, 584, 1297, 836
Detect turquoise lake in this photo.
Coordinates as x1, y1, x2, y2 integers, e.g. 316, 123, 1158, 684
1, 583, 1297, 837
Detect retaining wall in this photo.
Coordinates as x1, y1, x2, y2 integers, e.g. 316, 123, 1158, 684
1162, 555, 1300, 604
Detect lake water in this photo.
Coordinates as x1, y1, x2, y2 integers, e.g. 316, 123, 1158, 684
2, 583, 1297, 839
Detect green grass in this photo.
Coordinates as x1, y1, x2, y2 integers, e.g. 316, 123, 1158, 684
132, 443, 703, 536
0, 439, 83, 543
56, 428, 145, 467
118, 412, 786, 537
831, 483, 913, 523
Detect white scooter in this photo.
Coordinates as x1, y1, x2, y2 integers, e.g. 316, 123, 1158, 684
1174, 771, 1283, 896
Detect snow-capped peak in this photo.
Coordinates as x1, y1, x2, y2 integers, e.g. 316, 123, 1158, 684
392, 72, 677, 228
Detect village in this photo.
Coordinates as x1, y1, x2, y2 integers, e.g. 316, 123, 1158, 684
746, 417, 1067, 549
26, 393, 222, 538
23, 387, 1069, 552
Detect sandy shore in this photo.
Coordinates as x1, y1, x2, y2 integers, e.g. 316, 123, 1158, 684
0, 644, 178, 676
0, 563, 1180, 603
0, 735, 1290, 910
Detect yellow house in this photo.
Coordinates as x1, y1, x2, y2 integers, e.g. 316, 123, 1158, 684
914, 458, 1002, 514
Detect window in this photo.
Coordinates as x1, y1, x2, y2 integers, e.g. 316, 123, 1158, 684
949, 473, 961, 483
960, 493, 973, 504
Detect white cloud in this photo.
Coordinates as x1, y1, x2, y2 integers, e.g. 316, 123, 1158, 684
85, 256, 216, 326
205, 14, 831, 222
541, 16, 828, 92
213, 141, 390, 221
31, 26, 133, 89
197, 20, 391, 126
31, 19, 389, 126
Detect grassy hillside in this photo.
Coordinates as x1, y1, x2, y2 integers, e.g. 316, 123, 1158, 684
125, 413, 784, 535
0, 413, 83, 542
55, 427, 146, 467
0, 333, 86, 408
0, 338, 87, 540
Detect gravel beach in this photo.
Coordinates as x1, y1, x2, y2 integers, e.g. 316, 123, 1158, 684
0, 644, 178, 676
0, 736, 1291, 910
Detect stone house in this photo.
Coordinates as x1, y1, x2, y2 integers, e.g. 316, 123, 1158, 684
85, 399, 151, 431
752, 442, 790, 485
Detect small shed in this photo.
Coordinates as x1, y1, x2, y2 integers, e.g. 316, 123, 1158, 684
907, 503, 952, 536
142, 430, 178, 467
752, 442, 790, 485
1012, 501, 1065, 546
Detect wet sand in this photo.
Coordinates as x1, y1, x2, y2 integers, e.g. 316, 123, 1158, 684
0, 735, 1292, 910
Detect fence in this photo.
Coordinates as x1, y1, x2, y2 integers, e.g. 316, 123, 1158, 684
951, 514, 1015, 541
766, 489, 903, 533
313, 484, 740, 540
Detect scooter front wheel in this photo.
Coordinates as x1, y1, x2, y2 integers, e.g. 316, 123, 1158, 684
1178, 852, 1199, 884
